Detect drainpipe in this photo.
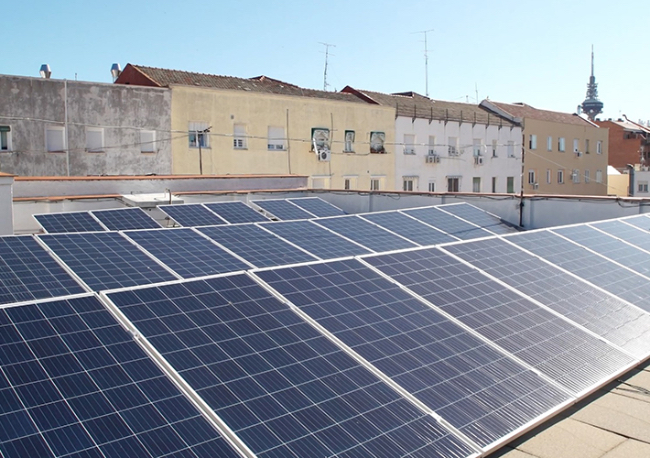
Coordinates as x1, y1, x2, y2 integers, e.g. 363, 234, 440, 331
627, 164, 635, 197
64, 80, 70, 176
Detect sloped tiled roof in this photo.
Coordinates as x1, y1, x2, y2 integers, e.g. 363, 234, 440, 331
491, 101, 593, 126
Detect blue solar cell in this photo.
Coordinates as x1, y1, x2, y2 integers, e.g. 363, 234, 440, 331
287, 197, 346, 217
91, 207, 160, 231
620, 215, 650, 231
252, 199, 316, 220
403, 207, 494, 240
107, 275, 475, 458
34, 212, 106, 234
198, 224, 317, 267
0, 295, 241, 458
260, 220, 371, 259
256, 259, 571, 448
439, 203, 519, 235
360, 211, 458, 246
124, 228, 250, 278
38, 232, 177, 291
158, 204, 228, 227
204, 201, 271, 224
590, 219, 650, 254
314, 216, 417, 252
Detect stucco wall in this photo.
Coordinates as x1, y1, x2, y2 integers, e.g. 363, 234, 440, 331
0, 174, 14, 235
0, 75, 172, 176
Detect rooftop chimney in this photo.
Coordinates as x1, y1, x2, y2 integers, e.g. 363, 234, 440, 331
110, 63, 122, 82
39, 64, 51, 79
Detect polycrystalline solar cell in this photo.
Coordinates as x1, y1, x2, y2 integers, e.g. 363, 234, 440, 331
252, 199, 316, 220
509, 230, 650, 312
621, 214, 650, 231
365, 248, 635, 394
445, 238, 650, 359
203, 201, 270, 224
0, 236, 85, 305
287, 197, 346, 217
34, 212, 106, 234
553, 225, 650, 276
198, 224, 317, 268
158, 204, 228, 227
591, 219, 650, 253
257, 259, 571, 448
314, 216, 418, 252
438, 203, 519, 235
361, 211, 458, 246
0, 295, 241, 458
124, 228, 250, 278
403, 207, 494, 240
107, 275, 475, 458
260, 220, 372, 259
91, 207, 161, 231
38, 232, 177, 291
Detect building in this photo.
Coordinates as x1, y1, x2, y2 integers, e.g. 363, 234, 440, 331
481, 100, 609, 196
342, 88, 522, 193
115, 65, 396, 191
0, 73, 172, 176
596, 117, 650, 172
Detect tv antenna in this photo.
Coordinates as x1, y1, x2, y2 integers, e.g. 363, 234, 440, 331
319, 42, 336, 91
413, 29, 434, 97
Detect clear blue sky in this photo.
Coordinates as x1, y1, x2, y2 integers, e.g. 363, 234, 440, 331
5, 0, 648, 124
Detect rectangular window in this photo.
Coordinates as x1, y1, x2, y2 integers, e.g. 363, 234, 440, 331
312, 127, 330, 152
506, 177, 514, 193
233, 124, 247, 149
402, 176, 418, 192
403, 134, 416, 155
46, 126, 65, 152
507, 140, 515, 157
140, 130, 155, 153
584, 169, 590, 183
369, 131, 385, 154
596, 169, 603, 183
573, 138, 579, 153
189, 122, 209, 148
344, 130, 355, 152
597, 141, 602, 154
572, 169, 580, 183
585, 139, 590, 154
370, 177, 381, 191
492, 139, 498, 157
447, 177, 460, 192
428, 136, 436, 156
472, 177, 481, 193
638, 182, 649, 193
428, 181, 435, 192
473, 139, 482, 157
86, 127, 104, 152
546, 169, 551, 184
557, 169, 565, 184
448, 137, 458, 156
529, 134, 537, 150
0, 126, 12, 151
267, 126, 286, 150
344, 179, 351, 190
528, 170, 536, 185
547, 136, 553, 151
558, 137, 565, 152
491, 177, 497, 193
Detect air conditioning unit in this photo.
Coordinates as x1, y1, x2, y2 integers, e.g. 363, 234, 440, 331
426, 155, 440, 164
533, 182, 539, 190
575, 151, 583, 157
474, 156, 484, 165
317, 149, 331, 162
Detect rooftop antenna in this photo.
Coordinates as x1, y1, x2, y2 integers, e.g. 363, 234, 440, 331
319, 42, 336, 91
413, 29, 434, 97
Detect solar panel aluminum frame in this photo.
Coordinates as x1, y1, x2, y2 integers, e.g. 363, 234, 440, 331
89, 206, 161, 230
250, 198, 319, 220
33, 210, 109, 233
400, 205, 498, 240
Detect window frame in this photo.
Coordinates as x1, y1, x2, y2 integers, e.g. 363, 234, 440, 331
0, 125, 12, 151
403, 134, 416, 155
233, 123, 247, 150
46, 125, 66, 153
402, 176, 418, 192
369, 131, 386, 154
85, 127, 104, 153
529, 134, 537, 150
506, 176, 514, 193
557, 169, 565, 184
596, 169, 603, 183
507, 140, 515, 158
312, 127, 331, 152
472, 177, 481, 193
344, 130, 355, 153
267, 126, 286, 151
428, 181, 435, 192
547, 136, 553, 151
140, 130, 156, 153
188, 122, 210, 148
528, 170, 536, 185
597, 141, 603, 154
491, 139, 498, 157
447, 136, 458, 156
558, 137, 566, 152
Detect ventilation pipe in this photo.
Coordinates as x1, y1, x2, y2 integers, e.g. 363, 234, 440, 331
110, 63, 122, 82
39, 64, 51, 79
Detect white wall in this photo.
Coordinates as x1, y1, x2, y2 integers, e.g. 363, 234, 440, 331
0, 174, 14, 235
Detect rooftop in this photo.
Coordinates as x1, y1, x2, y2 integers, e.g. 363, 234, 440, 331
489, 101, 595, 126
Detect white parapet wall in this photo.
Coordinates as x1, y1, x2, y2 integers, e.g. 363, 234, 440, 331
0, 173, 14, 235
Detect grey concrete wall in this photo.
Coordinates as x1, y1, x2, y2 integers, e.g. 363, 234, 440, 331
0, 175, 14, 234
0, 75, 171, 176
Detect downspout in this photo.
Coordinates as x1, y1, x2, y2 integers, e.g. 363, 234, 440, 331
519, 132, 525, 227
627, 164, 635, 197
64, 80, 70, 176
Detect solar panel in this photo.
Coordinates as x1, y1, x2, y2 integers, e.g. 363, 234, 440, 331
197, 224, 317, 268
364, 248, 636, 394
91, 207, 161, 231
0, 236, 85, 305
34, 212, 106, 233
203, 201, 270, 224
158, 204, 228, 227
620, 214, 650, 231
445, 238, 650, 359
106, 275, 475, 458
259, 220, 372, 259
287, 197, 346, 217
38, 232, 177, 291
313, 216, 418, 252
360, 211, 459, 246
438, 203, 519, 235
0, 295, 242, 458
124, 228, 251, 278
403, 207, 494, 240
256, 260, 571, 449
252, 199, 316, 220
590, 219, 650, 253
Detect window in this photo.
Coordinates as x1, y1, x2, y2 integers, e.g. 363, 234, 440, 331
546, 169, 551, 184
46, 126, 65, 152
370, 177, 381, 191
572, 169, 580, 183
312, 128, 330, 152
507, 140, 515, 158
0, 126, 11, 151
597, 141, 602, 154
491, 177, 497, 193
573, 138, 579, 153
585, 139, 590, 154
473, 139, 482, 157
472, 177, 481, 193
492, 139, 498, 157
140, 130, 156, 153
86, 127, 104, 152
233, 124, 247, 149
428, 136, 436, 156
529, 134, 537, 150
402, 176, 418, 191
558, 137, 565, 152
547, 136, 553, 151
428, 181, 435, 192
448, 137, 458, 156
557, 169, 564, 184
528, 170, 536, 185
638, 182, 649, 193
369, 131, 385, 154
596, 169, 603, 183
584, 169, 590, 183
344, 179, 351, 190
403, 134, 416, 155
189, 122, 209, 148
267, 126, 286, 150
447, 177, 460, 192
506, 177, 514, 193
343, 176, 357, 190
344, 130, 355, 152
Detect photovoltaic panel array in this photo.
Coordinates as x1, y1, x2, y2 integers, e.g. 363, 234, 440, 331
589, 219, 650, 254
34, 212, 106, 234
313, 216, 418, 252
158, 204, 228, 227
260, 220, 372, 259
107, 275, 475, 458
123, 228, 251, 278
197, 224, 317, 268
0, 236, 85, 305
364, 247, 635, 394
90, 207, 161, 231
287, 197, 346, 217
203, 201, 270, 224
0, 295, 242, 458
252, 199, 317, 220
445, 237, 650, 358
256, 260, 571, 449
438, 203, 519, 235
619, 214, 650, 231
403, 207, 494, 240
38, 232, 177, 291
360, 211, 458, 246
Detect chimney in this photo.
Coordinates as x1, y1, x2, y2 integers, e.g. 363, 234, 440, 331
110, 63, 122, 82
39, 64, 51, 79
